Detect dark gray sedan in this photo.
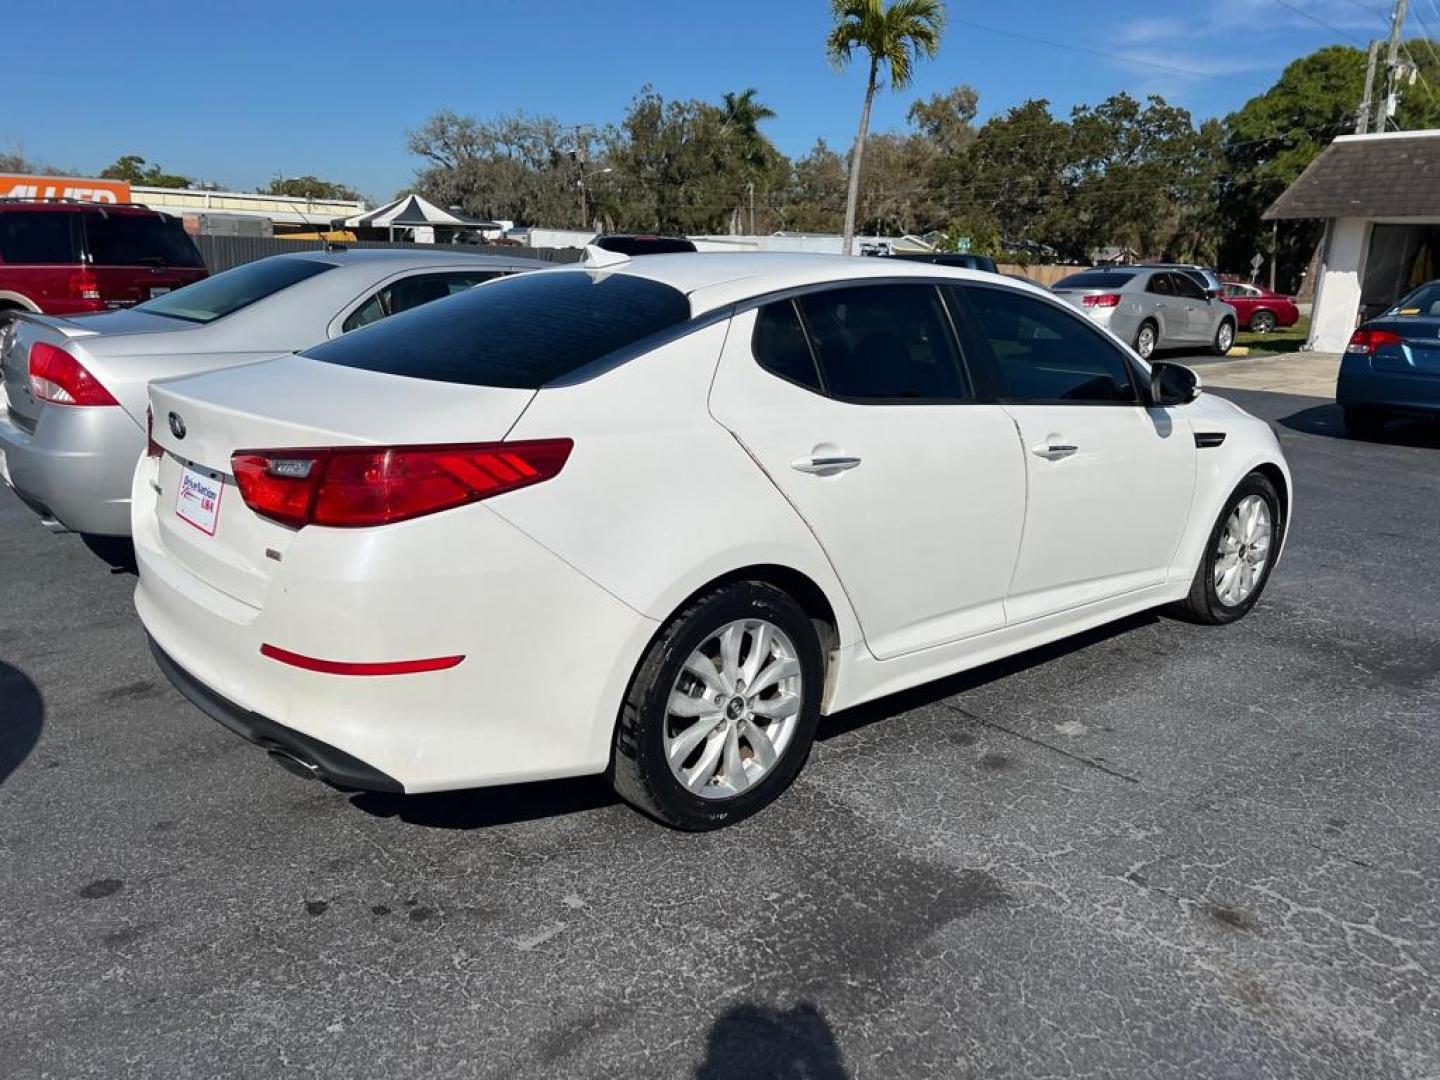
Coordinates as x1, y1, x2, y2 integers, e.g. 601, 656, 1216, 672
1053, 267, 1238, 360
0, 248, 542, 536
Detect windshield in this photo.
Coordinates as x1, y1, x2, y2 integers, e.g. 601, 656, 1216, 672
138, 257, 333, 324
84, 213, 204, 268
306, 270, 692, 388
1055, 271, 1136, 289
1392, 282, 1440, 316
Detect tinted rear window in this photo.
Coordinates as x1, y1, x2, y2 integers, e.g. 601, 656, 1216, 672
1055, 271, 1136, 289
138, 257, 333, 324
306, 271, 692, 388
84, 213, 204, 267
0, 212, 79, 263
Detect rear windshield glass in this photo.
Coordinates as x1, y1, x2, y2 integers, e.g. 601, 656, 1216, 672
1393, 282, 1440, 316
0, 212, 80, 263
306, 270, 693, 388
138, 257, 332, 324
84, 213, 204, 268
1055, 270, 1136, 289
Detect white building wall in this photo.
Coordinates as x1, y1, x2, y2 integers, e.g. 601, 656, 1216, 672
1308, 216, 1370, 352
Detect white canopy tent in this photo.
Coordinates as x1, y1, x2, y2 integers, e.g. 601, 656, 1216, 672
333, 194, 498, 241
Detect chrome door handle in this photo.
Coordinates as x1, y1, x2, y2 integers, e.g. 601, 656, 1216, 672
1032, 443, 1078, 461
791, 454, 862, 475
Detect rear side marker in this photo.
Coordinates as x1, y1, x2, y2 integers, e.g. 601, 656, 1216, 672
260, 644, 464, 676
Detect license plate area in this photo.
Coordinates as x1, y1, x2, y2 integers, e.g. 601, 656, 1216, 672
175, 464, 224, 535
149, 285, 172, 298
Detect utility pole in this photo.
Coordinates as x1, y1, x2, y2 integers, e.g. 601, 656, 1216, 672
746, 181, 755, 235
1270, 220, 1278, 293
1357, 39, 1381, 133
1375, 0, 1410, 132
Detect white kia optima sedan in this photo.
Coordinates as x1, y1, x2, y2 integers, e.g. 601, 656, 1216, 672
133, 251, 1291, 830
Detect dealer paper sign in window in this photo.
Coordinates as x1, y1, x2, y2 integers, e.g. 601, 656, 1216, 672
176, 466, 223, 535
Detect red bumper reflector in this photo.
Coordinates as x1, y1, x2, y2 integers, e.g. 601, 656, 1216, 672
260, 643, 464, 676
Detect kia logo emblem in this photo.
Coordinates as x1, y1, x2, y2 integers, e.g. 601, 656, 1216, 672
168, 412, 187, 439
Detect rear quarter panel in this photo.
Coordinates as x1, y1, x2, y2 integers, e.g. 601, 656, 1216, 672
493, 318, 864, 649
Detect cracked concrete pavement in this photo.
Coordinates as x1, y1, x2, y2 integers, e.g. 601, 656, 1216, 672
1, 385, 1437, 1079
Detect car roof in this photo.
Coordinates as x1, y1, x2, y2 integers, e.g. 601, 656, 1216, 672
0, 201, 170, 216
263, 247, 547, 269
534, 252, 1041, 314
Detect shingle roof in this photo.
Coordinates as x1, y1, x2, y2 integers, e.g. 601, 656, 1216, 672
1265, 131, 1440, 220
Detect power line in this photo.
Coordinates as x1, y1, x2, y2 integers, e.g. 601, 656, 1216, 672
949, 18, 1273, 83
1269, 0, 1368, 43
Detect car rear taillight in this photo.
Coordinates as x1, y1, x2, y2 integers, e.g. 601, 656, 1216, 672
67, 266, 100, 301
231, 439, 573, 529
1081, 293, 1122, 308
1346, 327, 1403, 355
29, 341, 118, 406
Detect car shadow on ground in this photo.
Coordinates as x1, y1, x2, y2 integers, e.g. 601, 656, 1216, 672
819, 611, 1162, 743
0, 660, 44, 785
350, 774, 620, 830
1277, 401, 1440, 448
694, 1001, 848, 1079
80, 534, 138, 575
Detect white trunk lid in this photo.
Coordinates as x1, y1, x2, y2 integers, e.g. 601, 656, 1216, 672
147, 355, 536, 607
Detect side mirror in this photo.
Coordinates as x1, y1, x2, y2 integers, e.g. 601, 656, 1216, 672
1205, 288, 1222, 300
1150, 361, 1201, 407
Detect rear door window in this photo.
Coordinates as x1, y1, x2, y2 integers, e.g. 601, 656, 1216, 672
0, 212, 80, 263
83, 213, 204, 268
795, 284, 970, 401
342, 271, 503, 333
139, 257, 334, 323
1145, 273, 1174, 296
308, 270, 692, 388
959, 284, 1138, 404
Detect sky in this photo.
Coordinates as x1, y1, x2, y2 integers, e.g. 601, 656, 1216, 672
1, 0, 1414, 204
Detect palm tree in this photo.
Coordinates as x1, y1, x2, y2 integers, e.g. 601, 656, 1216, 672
826, 0, 945, 254
721, 88, 778, 169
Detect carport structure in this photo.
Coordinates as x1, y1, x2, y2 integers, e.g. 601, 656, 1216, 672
1266, 129, 1440, 351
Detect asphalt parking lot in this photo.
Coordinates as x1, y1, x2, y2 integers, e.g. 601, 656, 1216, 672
2, 374, 1438, 1079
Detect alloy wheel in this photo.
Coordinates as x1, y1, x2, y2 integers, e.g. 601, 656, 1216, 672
1217, 322, 1234, 351
1136, 325, 1156, 358
1251, 311, 1275, 334
664, 619, 803, 800
1213, 495, 1272, 607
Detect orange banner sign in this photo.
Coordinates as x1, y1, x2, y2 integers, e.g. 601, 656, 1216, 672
0, 174, 132, 204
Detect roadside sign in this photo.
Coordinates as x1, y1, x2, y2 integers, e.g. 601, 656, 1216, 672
956, 236, 972, 252
1249, 252, 1264, 279
0, 174, 132, 204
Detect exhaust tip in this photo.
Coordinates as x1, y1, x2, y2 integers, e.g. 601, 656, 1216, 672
267, 748, 322, 782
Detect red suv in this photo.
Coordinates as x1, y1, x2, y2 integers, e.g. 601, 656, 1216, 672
0, 201, 207, 317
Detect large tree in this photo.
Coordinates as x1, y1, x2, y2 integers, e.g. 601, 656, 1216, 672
825, 0, 945, 254
266, 175, 361, 201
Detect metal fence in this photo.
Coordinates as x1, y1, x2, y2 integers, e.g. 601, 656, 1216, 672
193, 234, 582, 273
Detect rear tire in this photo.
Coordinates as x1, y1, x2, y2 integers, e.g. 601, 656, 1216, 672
1211, 319, 1236, 356
1174, 472, 1281, 625
1134, 321, 1158, 360
609, 581, 823, 830
1249, 310, 1276, 334
1342, 405, 1387, 440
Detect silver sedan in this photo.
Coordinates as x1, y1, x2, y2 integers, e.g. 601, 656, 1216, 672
1053, 267, 1238, 360
0, 248, 543, 536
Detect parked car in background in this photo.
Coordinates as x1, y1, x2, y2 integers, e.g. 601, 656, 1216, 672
1053, 267, 1238, 359
1337, 279, 1440, 436
0, 201, 207, 316
0, 248, 542, 536
1219, 281, 1301, 333
882, 251, 1000, 274
132, 252, 1289, 829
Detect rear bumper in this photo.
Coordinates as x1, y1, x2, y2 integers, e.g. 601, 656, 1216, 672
0, 392, 142, 535
148, 637, 403, 792
1336, 362, 1440, 415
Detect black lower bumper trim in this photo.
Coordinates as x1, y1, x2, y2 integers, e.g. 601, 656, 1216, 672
148, 636, 404, 794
